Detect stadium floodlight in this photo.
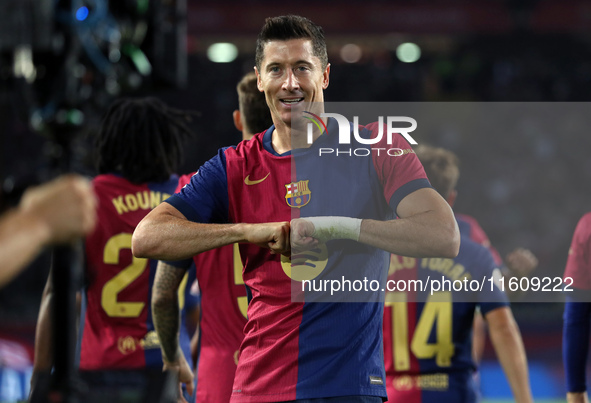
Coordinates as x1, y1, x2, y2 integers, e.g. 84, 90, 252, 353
396, 42, 421, 63
207, 42, 238, 63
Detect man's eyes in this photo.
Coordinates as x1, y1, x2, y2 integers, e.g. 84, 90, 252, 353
267, 65, 310, 74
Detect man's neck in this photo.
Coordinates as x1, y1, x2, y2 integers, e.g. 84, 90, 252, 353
271, 127, 293, 155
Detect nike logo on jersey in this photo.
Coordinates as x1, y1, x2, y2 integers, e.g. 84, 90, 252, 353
244, 173, 270, 185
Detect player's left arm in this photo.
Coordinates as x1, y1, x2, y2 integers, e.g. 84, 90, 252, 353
359, 187, 459, 258
292, 187, 459, 258
152, 261, 194, 399
485, 306, 533, 403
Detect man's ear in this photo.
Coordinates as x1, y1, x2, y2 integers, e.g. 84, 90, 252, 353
322, 63, 330, 90
255, 67, 264, 92
233, 110, 243, 132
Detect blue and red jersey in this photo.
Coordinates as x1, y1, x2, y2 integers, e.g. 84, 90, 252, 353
79, 174, 193, 370
455, 213, 503, 266
383, 232, 508, 403
167, 118, 429, 402
562, 212, 591, 393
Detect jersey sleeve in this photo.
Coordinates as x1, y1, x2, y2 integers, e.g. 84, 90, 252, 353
166, 148, 230, 224
564, 213, 591, 289
474, 245, 510, 315
365, 122, 431, 214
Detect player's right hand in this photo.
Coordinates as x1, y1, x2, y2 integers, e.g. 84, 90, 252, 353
243, 222, 291, 255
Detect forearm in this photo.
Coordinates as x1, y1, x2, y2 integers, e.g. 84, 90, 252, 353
487, 308, 533, 403
359, 210, 459, 258
0, 209, 50, 287
153, 294, 182, 363
132, 204, 246, 260
134, 203, 291, 260
152, 262, 189, 363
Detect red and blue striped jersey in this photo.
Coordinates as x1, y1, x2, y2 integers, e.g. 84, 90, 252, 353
383, 232, 508, 403
79, 174, 192, 370
167, 119, 429, 402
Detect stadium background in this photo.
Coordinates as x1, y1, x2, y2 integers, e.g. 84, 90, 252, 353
1, 0, 590, 401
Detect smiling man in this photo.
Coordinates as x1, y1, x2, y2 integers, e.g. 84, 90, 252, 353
132, 15, 459, 403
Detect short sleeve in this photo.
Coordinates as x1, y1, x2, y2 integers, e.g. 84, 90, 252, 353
166, 148, 231, 224
365, 122, 431, 214
475, 247, 510, 315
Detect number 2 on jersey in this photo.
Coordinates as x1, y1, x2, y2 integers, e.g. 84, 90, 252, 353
386, 291, 454, 371
101, 233, 148, 317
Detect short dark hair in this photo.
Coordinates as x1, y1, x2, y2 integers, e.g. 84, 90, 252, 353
414, 145, 460, 199
237, 72, 273, 134
94, 97, 193, 184
255, 15, 328, 71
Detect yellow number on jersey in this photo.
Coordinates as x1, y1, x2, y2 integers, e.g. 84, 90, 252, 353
386, 291, 454, 370
233, 243, 248, 319
101, 233, 148, 317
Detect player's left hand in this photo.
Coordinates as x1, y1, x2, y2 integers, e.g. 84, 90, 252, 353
163, 355, 194, 403
290, 218, 319, 254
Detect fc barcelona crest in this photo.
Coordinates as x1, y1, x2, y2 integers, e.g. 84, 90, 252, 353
285, 180, 311, 208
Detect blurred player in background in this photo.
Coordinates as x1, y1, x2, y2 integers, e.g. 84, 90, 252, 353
563, 212, 591, 403
32, 97, 198, 401
450, 166, 538, 370
383, 145, 533, 403
152, 71, 272, 403
0, 174, 96, 288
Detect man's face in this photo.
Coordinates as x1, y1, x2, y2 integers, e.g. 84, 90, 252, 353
255, 39, 330, 129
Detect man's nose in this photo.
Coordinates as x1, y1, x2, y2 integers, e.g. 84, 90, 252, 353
282, 69, 300, 91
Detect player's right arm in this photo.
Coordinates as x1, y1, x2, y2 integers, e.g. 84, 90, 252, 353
132, 203, 290, 260
132, 151, 290, 260
485, 306, 533, 403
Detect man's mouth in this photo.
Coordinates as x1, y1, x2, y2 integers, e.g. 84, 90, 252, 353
280, 98, 304, 105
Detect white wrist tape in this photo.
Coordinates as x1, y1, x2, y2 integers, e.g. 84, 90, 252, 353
306, 216, 362, 242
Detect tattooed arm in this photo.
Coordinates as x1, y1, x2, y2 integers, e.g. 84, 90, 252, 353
152, 261, 194, 401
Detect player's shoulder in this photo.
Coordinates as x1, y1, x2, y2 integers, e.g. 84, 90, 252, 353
225, 131, 271, 165
92, 173, 139, 194
576, 211, 591, 230
458, 234, 496, 267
